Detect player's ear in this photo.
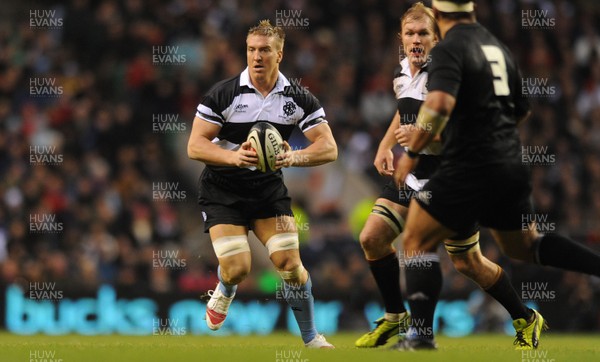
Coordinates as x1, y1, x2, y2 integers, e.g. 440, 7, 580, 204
277, 50, 283, 63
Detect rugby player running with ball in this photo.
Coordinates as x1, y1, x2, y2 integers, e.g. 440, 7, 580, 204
188, 20, 337, 348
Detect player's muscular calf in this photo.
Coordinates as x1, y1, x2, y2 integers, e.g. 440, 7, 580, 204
491, 227, 539, 263
450, 251, 502, 289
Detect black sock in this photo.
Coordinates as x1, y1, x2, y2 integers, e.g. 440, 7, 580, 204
535, 234, 600, 276
405, 253, 442, 340
484, 269, 532, 321
368, 252, 406, 314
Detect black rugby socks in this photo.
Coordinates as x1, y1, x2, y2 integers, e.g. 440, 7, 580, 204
404, 253, 442, 340
368, 252, 406, 315
484, 269, 532, 321
534, 234, 600, 276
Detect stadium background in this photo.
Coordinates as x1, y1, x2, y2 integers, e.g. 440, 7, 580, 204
0, 0, 599, 337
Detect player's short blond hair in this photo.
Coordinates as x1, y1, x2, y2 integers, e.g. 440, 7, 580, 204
247, 20, 286, 51
400, 2, 440, 39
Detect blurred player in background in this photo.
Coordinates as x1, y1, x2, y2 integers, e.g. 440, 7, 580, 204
357, 2, 539, 351
187, 20, 337, 348
395, 0, 600, 351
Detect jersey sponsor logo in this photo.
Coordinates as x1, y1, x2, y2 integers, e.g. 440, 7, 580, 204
234, 104, 249, 112
282, 101, 296, 116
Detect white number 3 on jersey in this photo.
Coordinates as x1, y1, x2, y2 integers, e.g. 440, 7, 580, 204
481, 45, 510, 96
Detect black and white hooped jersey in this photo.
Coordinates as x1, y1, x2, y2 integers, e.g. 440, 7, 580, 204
394, 58, 441, 181
196, 68, 327, 181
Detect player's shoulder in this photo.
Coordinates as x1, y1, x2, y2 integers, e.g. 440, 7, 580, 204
282, 83, 321, 109
206, 74, 242, 96
393, 64, 403, 78
436, 32, 465, 52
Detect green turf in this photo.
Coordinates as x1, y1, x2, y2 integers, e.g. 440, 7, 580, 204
2, 332, 599, 362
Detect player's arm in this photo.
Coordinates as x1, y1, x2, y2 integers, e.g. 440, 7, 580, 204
395, 123, 444, 147
381, 111, 401, 150
393, 91, 455, 187
278, 123, 337, 167
374, 110, 401, 176
187, 116, 257, 167
407, 90, 455, 153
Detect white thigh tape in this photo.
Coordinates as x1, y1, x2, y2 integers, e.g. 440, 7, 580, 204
265, 233, 299, 255
278, 265, 305, 280
212, 235, 250, 258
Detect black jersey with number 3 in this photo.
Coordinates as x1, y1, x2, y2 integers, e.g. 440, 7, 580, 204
427, 23, 530, 170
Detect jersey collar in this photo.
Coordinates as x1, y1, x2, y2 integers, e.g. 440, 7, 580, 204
400, 57, 429, 78
240, 67, 291, 93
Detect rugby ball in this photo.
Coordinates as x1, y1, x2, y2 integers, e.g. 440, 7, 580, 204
247, 122, 284, 172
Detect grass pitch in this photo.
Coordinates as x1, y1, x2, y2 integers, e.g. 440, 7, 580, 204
2, 332, 599, 362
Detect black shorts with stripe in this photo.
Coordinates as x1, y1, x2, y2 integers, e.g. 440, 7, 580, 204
380, 180, 413, 208
378, 179, 479, 241
198, 168, 293, 232
416, 162, 533, 237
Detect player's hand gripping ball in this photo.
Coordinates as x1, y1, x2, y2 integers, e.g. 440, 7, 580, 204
246, 122, 284, 172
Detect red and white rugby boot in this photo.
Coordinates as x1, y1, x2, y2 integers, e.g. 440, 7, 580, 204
205, 283, 235, 330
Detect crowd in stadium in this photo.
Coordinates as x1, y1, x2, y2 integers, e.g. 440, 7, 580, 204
0, 0, 599, 331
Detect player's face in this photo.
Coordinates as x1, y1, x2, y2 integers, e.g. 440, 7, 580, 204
401, 18, 437, 69
246, 34, 283, 84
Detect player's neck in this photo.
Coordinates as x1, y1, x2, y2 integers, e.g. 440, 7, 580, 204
439, 19, 474, 39
409, 64, 422, 77
251, 73, 278, 97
